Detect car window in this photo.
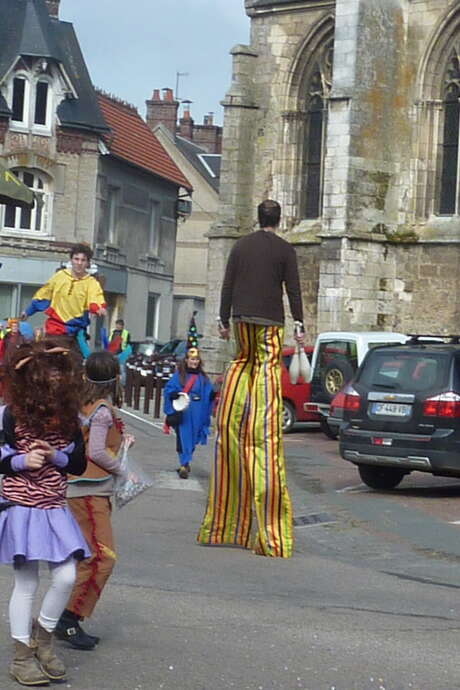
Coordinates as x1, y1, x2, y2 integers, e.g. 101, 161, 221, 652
358, 351, 450, 392
368, 341, 405, 351
313, 340, 358, 380
174, 341, 187, 358
159, 340, 179, 355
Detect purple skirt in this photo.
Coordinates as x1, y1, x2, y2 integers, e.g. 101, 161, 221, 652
0, 502, 91, 565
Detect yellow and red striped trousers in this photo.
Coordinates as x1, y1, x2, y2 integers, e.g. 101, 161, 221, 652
197, 322, 293, 558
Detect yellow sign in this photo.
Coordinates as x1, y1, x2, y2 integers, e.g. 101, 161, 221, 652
4, 170, 21, 186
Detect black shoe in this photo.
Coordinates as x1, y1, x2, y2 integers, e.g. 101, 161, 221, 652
55, 611, 99, 650
178, 465, 189, 479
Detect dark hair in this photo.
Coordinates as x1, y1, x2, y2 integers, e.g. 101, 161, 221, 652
115, 319, 124, 326
82, 351, 122, 408
70, 243, 93, 262
257, 199, 281, 228
177, 352, 208, 387
3, 338, 84, 438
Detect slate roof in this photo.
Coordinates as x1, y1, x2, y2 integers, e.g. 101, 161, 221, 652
0, 0, 108, 133
175, 135, 220, 192
0, 94, 11, 118
98, 93, 192, 192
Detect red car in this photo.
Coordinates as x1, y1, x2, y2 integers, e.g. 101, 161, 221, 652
214, 346, 319, 433
281, 346, 319, 432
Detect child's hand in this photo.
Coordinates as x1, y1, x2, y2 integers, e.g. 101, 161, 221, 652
30, 440, 55, 462
25, 448, 47, 470
124, 434, 135, 449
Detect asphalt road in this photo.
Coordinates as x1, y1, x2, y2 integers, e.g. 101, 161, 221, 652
1, 416, 460, 690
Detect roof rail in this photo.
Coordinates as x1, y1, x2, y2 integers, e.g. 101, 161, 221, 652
406, 334, 460, 344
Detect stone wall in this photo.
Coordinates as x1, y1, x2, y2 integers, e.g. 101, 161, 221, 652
205, 0, 460, 374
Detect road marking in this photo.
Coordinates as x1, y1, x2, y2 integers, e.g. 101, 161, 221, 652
336, 483, 367, 493
448, 520, 460, 525
154, 471, 203, 492
120, 408, 164, 430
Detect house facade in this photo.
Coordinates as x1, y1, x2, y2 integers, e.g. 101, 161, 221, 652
0, 0, 191, 343
205, 0, 460, 372
147, 90, 221, 341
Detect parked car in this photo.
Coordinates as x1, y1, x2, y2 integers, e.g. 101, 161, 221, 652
339, 334, 460, 490
131, 340, 163, 357
214, 346, 319, 433
157, 339, 187, 360
304, 331, 408, 438
281, 345, 319, 432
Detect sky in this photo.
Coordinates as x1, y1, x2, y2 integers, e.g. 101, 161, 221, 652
59, 0, 250, 126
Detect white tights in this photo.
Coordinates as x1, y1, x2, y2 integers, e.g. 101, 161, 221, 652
9, 558, 77, 645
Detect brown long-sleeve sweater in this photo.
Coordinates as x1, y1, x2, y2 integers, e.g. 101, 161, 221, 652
219, 229, 304, 327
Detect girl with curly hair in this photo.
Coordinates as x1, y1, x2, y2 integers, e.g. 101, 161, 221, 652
0, 339, 89, 686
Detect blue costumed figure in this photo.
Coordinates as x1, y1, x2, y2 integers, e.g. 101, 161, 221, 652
163, 347, 214, 479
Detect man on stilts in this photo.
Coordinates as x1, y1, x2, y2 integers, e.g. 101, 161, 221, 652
197, 199, 305, 558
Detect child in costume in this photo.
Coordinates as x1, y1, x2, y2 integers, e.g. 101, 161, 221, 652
56, 351, 134, 650
163, 347, 214, 479
0, 339, 89, 686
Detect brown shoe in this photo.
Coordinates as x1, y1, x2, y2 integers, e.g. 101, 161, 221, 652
32, 621, 66, 681
10, 640, 49, 686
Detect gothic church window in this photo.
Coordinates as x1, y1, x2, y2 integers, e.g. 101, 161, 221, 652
439, 48, 460, 214
302, 45, 333, 219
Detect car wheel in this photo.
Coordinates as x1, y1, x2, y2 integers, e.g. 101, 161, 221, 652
358, 464, 405, 490
321, 359, 355, 400
282, 400, 296, 433
319, 417, 338, 440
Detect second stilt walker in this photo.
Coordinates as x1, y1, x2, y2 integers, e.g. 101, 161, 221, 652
197, 199, 305, 558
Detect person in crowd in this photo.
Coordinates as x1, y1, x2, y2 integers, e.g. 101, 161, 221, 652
197, 199, 305, 558
108, 318, 132, 386
0, 318, 26, 365
0, 339, 89, 686
21, 243, 106, 344
56, 351, 134, 650
108, 319, 130, 355
163, 347, 214, 479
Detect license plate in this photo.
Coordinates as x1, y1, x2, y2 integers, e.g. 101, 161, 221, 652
371, 402, 411, 417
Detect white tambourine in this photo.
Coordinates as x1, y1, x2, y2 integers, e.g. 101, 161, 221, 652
172, 392, 190, 411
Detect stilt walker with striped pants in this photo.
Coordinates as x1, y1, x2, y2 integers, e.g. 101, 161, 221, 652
197, 199, 305, 558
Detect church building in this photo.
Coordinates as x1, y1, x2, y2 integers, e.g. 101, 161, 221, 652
205, 0, 460, 369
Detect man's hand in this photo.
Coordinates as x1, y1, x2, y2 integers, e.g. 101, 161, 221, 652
25, 447, 47, 470
294, 331, 305, 346
218, 324, 230, 340
97, 306, 107, 317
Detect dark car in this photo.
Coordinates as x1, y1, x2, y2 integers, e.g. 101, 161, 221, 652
339, 335, 460, 490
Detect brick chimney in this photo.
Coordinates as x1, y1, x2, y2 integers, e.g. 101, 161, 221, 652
191, 112, 223, 154
179, 101, 194, 140
45, 0, 60, 17
146, 87, 179, 136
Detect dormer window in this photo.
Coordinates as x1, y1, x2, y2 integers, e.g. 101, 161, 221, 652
8, 64, 53, 134
12, 76, 29, 124
34, 80, 49, 125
